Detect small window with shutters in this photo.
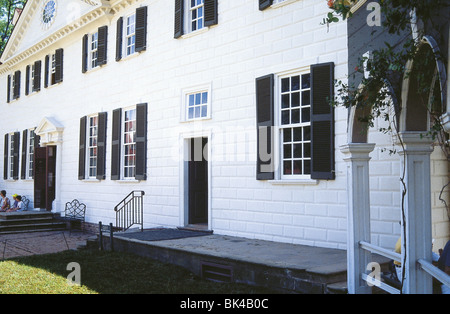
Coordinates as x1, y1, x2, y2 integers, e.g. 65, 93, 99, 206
21, 128, 36, 180
45, 48, 63, 87
4, 132, 19, 181
110, 104, 147, 181
116, 7, 147, 61
256, 63, 335, 182
79, 113, 107, 181
82, 26, 107, 72
174, 0, 218, 38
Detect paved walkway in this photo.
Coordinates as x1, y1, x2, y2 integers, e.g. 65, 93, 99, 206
0, 231, 94, 260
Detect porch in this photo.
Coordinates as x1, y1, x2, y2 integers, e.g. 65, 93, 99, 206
97, 228, 390, 294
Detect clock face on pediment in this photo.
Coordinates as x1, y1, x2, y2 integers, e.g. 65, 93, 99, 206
41, 0, 57, 30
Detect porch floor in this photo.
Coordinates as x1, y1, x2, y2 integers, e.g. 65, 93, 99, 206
103, 228, 389, 294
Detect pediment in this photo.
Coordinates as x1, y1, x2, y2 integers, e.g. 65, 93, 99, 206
35, 117, 64, 145
1, 0, 103, 65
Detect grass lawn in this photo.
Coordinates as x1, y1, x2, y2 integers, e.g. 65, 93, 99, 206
0, 249, 279, 294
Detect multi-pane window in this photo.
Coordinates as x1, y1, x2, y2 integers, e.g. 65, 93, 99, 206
187, 91, 208, 120
189, 0, 204, 32
123, 109, 136, 179
9, 134, 14, 179
125, 13, 136, 56
91, 32, 98, 68
280, 73, 311, 177
27, 129, 35, 179
88, 116, 98, 178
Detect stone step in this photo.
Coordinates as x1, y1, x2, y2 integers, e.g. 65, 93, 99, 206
0, 222, 66, 234
0, 212, 66, 235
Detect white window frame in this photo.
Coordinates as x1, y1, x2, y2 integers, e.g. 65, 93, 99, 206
271, 0, 297, 9
121, 106, 137, 180
181, 84, 211, 122
276, 70, 312, 181
86, 114, 98, 179
50, 53, 56, 85
184, 0, 205, 35
30, 64, 35, 94
25, 128, 36, 180
124, 12, 136, 57
90, 32, 99, 69
9, 73, 15, 101
7, 133, 14, 180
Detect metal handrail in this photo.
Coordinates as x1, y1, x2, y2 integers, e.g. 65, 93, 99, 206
360, 241, 401, 262
418, 259, 450, 287
114, 191, 145, 232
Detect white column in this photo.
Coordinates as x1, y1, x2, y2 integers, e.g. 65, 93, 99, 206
341, 143, 376, 294
397, 132, 434, 294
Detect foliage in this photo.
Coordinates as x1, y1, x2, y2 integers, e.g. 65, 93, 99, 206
0, 0, 26, 55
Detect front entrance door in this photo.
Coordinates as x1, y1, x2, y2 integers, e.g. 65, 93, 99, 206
188, 137, 208, 226
34, 146, 56, 211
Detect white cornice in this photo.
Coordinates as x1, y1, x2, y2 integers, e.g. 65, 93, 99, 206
0, 0, 142, 74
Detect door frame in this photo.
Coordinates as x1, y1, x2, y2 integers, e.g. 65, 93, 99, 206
179, 131, 212, 230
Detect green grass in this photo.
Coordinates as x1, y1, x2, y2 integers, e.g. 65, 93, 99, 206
0, 250, 278, 294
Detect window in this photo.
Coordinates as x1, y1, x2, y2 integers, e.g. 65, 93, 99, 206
91, 32, 99, 68
7, 70, 20, 102
182, 85, 211, 121
174, 0, 218, 38
45, 48, 63, 87
125, 13, 136, 56
123, 108, 136, 179
87, 115, 98, 178
255, 63, 335, 181
79, 113, 107, 181
259, 0, 296, 10
189, 0, 204, 32
116, 7, 147, 61
4, 132, 19, 181
187, 91, 208, 120
279, 73, 311, 178
111, 104, 147, 181
27, 129, 35, 179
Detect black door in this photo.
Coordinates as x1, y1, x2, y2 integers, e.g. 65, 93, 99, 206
188, 137, 208, 225
34, 146, 56, 211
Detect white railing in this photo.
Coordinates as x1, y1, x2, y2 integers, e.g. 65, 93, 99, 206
418, 259, 450, 288
360, 241, 450, 294
359, 241, 401, 294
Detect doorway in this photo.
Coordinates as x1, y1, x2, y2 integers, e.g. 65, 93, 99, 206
34, 146, 56, 211
187, 137, 208, 228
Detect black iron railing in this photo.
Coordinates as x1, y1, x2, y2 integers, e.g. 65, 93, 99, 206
114, 191, 145, 232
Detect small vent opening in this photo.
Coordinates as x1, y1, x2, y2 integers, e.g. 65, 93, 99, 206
201, 261, 233, 283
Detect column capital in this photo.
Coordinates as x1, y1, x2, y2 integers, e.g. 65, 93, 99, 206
340, 143, 376, 161
395, 132, 434, 155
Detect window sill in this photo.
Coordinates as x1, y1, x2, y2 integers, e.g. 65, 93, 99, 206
180, 116, 212, 123
271, 0, 297, 9
82, 178, 101, 182
269, 179, 318, 185
119, 51, 143, 62
181, 27, 209, 39
116, 179, 140, 183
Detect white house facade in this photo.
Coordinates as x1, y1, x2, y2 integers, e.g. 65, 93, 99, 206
0, 0, 448, 270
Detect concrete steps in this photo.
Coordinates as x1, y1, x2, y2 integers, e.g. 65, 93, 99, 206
0, 212, 66, 234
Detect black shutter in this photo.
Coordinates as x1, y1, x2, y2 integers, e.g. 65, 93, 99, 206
204, 0, 218, 27
21, 129, 27, 180
44, 55, 49, 88
54, 48, 64, 83
32, 130, 40, 178
13, 70, 20, 100
12, 132, 19, 180
97, 26, 108, 65
4, 134, 8, 180
255, 74, 274, 180
7, 75, 10, 103
135, 7, 147, 52
259, 0, 273, 10
116, 17, 123, 61
79, 116, 87, 180
25, 66, 30, 96
111, 108, 122, 180
174, 0, 184, 38
82, 34, 88, 73
33, 60, 41, 92
135, 103, 147, 181
96, 112, 107, 180
310, 62, 335, 180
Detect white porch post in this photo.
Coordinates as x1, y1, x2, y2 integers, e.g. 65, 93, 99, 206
397, 132, 434, 294
341, 143, 376, 294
